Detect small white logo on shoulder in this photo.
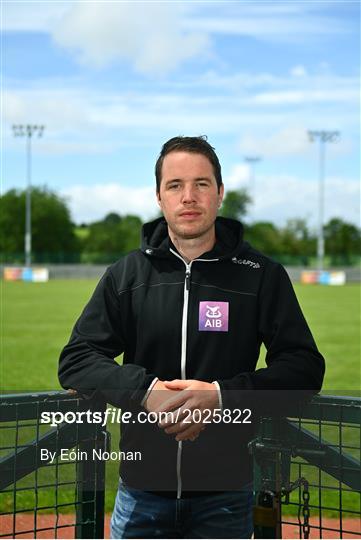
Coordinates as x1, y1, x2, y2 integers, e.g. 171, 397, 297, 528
232, 257, 260, 269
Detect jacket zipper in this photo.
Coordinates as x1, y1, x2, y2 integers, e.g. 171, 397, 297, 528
169, 248, 218, 498
170, 251, 192, 497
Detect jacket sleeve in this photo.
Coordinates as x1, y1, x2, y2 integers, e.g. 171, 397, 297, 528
58, 268, 156, 408
217, 262, 325, 410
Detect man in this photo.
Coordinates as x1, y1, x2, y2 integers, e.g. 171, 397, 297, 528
59, 136, 325, 539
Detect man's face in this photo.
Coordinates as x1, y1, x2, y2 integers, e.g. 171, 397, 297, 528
157, 151, 224, 240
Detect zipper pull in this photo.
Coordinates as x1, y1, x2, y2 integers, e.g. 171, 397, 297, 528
185, 270, 191, 290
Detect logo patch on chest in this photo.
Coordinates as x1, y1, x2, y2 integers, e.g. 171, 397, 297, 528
199, 301, 229, 332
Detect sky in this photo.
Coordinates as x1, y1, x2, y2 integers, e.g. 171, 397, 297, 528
2, 0, 360, 228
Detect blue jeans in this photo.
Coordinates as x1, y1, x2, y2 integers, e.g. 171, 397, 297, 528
110, 481, 254, 539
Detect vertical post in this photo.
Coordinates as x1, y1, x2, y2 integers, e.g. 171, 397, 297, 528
317, 139, 325, 272
307, 130, 340, 272
250, 418, 282, 539
249, 163, 255, 197
76, 426, 108, 539
12, 124, 45, 268
25, 131, 32, 267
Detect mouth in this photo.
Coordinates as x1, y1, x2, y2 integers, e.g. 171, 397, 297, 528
179, 211, 202, 219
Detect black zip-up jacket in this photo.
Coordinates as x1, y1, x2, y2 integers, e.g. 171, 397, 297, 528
59, 217, 325, 492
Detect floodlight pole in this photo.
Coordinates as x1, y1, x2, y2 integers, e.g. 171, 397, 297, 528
12, 124, 45, 267
308, 130, 340, 271
244, 156, 262, 219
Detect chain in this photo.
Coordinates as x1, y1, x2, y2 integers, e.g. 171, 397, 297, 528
261, 471, 311, 538
282, 476, 310, 539
299, 479, 310, 539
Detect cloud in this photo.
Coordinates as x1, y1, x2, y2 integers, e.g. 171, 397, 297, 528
4, 63, 359, 147
34, 141, 118, 156
4, 2, 350, 74
4, 1, 348, 41
226, 164, 250, 189
183, 3, 348, 44
185, 67, 358, 92
61, 174, 360, 228
4, 89, 93, 133
61, 183, 159, 224
250, 88, 359, 106
237, 127, 353, 159
290, 65, 307, 77
51, 3, 210, 74
3, 2, 69, 32
224, 170, 360, 227
3, 87, 285, 142
238, 127, 311, 158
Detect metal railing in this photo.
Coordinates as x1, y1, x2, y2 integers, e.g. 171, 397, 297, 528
250, 394, 361, 538
1, 392, 360, 539
0, 391, 108, 538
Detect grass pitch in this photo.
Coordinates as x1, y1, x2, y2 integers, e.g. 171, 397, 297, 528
2, 279, 360, 392
1, 279, 360, 514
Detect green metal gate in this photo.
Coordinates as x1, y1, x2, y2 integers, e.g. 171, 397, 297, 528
250, 394, 361, 538
0, 391, 108, 538
1, 391, 360, 539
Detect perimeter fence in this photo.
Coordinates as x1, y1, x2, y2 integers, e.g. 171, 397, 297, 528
0, 392, 360, 539
0, 391, 108, 538
250, 394, 361, 538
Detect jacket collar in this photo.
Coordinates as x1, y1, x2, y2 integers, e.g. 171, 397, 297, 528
141, 216, 248, 260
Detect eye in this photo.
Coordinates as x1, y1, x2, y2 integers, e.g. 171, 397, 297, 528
168, 183, 180, 190
196, 181, 209, 188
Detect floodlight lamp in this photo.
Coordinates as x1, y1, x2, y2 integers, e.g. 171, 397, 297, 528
308, 130, 319, 142
12, 125, 24, 137
326, 131, 340, 143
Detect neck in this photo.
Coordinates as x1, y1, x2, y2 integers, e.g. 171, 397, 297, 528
169, 227, 216, 262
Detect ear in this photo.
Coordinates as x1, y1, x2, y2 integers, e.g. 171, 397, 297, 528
156, 190, 162, 208
218, 183, 224, 208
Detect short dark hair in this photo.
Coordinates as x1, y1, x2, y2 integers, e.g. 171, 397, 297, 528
155, 135, 223, 193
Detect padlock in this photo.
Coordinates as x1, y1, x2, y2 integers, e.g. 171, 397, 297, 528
253, 505, 278, 528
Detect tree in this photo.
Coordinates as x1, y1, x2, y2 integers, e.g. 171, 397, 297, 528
83, 213, 143, 263
245, 222, 283, 256
280, 219, 315, 260
103, 213, 122, 226
120, 215, 143, 254
219, 189, 251, 221
0, 187, 79, 263
324, 218, 360, 265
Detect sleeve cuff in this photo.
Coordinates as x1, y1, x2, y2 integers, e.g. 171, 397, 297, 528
140, 377, 159, 407
212, 381, 223, 411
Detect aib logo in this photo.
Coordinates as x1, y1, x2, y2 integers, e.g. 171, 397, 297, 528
199, 301, 229, 332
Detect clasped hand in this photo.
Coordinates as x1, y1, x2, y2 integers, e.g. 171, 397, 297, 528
144, 379, 219, 442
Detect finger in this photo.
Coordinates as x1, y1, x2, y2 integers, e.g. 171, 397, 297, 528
160, 417, 206, 439
158, 403, 189, 427
159, 405, 199, 434
176, 424, 205, 442
163, 380, 189, 390
159, 405, 190, 430
163, 419, 189, 434
155, 390, 190, 414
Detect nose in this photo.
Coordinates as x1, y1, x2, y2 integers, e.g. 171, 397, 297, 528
181, 184, 197, 204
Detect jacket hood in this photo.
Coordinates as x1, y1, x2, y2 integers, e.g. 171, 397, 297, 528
141, 216, 249, 260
